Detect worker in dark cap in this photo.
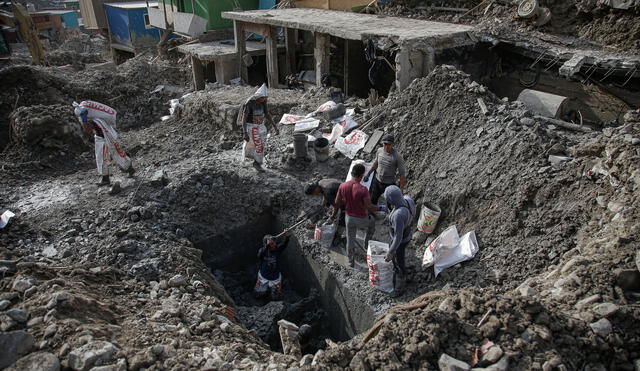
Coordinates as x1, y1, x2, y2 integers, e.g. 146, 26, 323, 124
255, 229, 290, 301
364, 134, 407, 204
304, 178, 342, 208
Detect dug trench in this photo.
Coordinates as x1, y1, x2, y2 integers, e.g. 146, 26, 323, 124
193, 210, 376, 352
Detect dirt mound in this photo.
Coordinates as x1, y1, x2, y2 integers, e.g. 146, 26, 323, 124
46, 50, 106, 68
376, 0, 640, 52
10, 104, 85, 151
58, 33, 109, 55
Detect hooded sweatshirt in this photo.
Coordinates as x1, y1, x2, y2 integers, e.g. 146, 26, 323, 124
384, 186, 416, 255
258, 234, 289, 280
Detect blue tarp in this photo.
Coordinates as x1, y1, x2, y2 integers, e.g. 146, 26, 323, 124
259, 0, 276, 9
60, 11, 79, 28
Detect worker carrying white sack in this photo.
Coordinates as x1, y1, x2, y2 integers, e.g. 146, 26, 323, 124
73, 101, 135, 186
237, 83, 280, 172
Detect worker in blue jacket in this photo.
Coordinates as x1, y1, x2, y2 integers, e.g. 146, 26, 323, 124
254, 229, 290, 300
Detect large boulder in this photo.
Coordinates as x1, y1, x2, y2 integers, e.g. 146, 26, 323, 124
6, 352, 60, 371
68, 341, 118, 371
0, 330, 35, 368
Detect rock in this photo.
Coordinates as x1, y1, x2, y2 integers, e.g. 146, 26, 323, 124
592, 303, 619, 317
589, 318, 613, 338
520, 117, 535, 126
438, 353, 471, 371
473, 357, 509, 371
42, 246, 58, 258
68, 341, 118, 371
44, 324, 58, 338
575, 294, 601, 310
129, 349, 156, 371
0, 292, 19, 301
5, 351, 60, 371
0, 300, 10, 310
27, 316, 44, 327
615, 269, 640, 292
150, 170, 169, 187
0, 330, 35, 368
300, 354, 313, 366
438, 297, 456, 312
109, 182, 121, 195
547, 143, 566, 155
5, 308, 29, 322
24, 286, 38, 298
480, 346, 503, 365
517, 284, 536, 297
12, 279, 34, 293
168, 275, 187, 287
89, 358, 127, 371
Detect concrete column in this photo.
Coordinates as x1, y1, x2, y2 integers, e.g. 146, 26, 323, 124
266, 26, 279, 88
314, 32, 330, 87
343, 39, 349, 95
234, 20, 248, 83
191, 55, 205, 91
285, 27, 296, 76
395, 47, 426, 91
214, 58, 237, 85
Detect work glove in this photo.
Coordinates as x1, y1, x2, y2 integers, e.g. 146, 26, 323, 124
244, 134, 250, 142
363, 175, 369, 182
377, 205, 389, 213
385, 251, 395, 262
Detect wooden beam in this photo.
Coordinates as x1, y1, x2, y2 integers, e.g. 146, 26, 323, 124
266, 26, 279, 88
285, 27, 296, 76
191, 55, 205, 91
233, 20, 248, 83
314, 32, 330, 87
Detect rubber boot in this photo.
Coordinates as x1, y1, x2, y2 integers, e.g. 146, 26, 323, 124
97, 175, 111, 186
253, 160, 264, 172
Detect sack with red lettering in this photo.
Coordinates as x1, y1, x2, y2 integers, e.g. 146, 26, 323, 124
78, 100, 118, 127
366, 240, 394, 294
334, 130, 368, 159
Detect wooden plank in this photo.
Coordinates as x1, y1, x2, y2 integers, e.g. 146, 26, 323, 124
266, 26, 279, 88
363, 129, 384, 154
233, 20, 248, 83
285, 27, 296, 76
314, 32, 330, 87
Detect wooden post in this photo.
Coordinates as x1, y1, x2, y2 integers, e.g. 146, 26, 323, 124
234, 20, 248, 83
191, 55, 205, 90
285, 27, 296, 76
343, 39, 349, 95
314, 32, 330, 87
266, 26, 279, 88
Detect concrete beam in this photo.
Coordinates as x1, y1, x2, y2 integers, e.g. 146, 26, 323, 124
395, 47, 427, 91
314, 32, 330, 87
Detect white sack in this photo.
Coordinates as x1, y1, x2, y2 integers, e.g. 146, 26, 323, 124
367, 240, 394, 293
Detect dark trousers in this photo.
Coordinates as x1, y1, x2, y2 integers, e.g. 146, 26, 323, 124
370, 177, 395, 204
393, 241, 408, 276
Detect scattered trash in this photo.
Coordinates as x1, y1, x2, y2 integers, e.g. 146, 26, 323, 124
0, 210, 15, 228
367, 240, 394, 294
422, 225, 479, 277
293, 118, 321, 133
335, 130, 368, 159
279, 114, 307, 125
548, 155, 572, 165
314, 223, 337, 248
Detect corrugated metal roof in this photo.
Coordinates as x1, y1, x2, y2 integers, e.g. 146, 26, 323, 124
104, 1, 158, 9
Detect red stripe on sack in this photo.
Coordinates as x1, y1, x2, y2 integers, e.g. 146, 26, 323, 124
82, 101, 116, 115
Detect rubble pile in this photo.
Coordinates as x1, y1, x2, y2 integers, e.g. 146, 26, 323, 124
309, 66, 640, 369
10, 104, 85, 150
377, 0, 640, 52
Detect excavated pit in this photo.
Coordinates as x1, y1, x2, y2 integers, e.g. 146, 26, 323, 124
193, 211, 375, 350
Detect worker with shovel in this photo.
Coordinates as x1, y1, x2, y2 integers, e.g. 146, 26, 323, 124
238, 83, 279, 172
73, 102, 135, 186
255, 229, 290, 301
383, 185, 416, 297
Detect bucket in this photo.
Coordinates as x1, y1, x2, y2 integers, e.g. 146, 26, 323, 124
321, 103, 346, 121
293, 133, 308, 158
314, 137, 329, 162
417, 202, 441, 234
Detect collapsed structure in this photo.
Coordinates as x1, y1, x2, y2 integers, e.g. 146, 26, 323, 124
0, 0, 639, 370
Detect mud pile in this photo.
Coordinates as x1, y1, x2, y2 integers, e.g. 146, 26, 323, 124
309, 65, 640, 369
10, 104, 85, 150
377, 0, 640, 52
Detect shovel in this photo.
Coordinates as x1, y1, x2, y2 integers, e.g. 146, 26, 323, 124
274, 206, 324, 238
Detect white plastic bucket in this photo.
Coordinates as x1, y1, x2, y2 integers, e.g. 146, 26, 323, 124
418, 202, 441, 234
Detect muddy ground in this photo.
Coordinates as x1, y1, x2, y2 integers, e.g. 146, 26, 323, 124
1, 5, 640, 371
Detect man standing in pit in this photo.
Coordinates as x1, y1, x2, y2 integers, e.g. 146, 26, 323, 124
74, 103, 135, 186
255, 229, 289, 301
330, 163, 388, 269
238, 83, 280, 172
383, 185, 416, 297
364, 134, 407, 204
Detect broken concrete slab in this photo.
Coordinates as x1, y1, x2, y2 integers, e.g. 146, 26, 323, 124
438, 353, 471, 371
